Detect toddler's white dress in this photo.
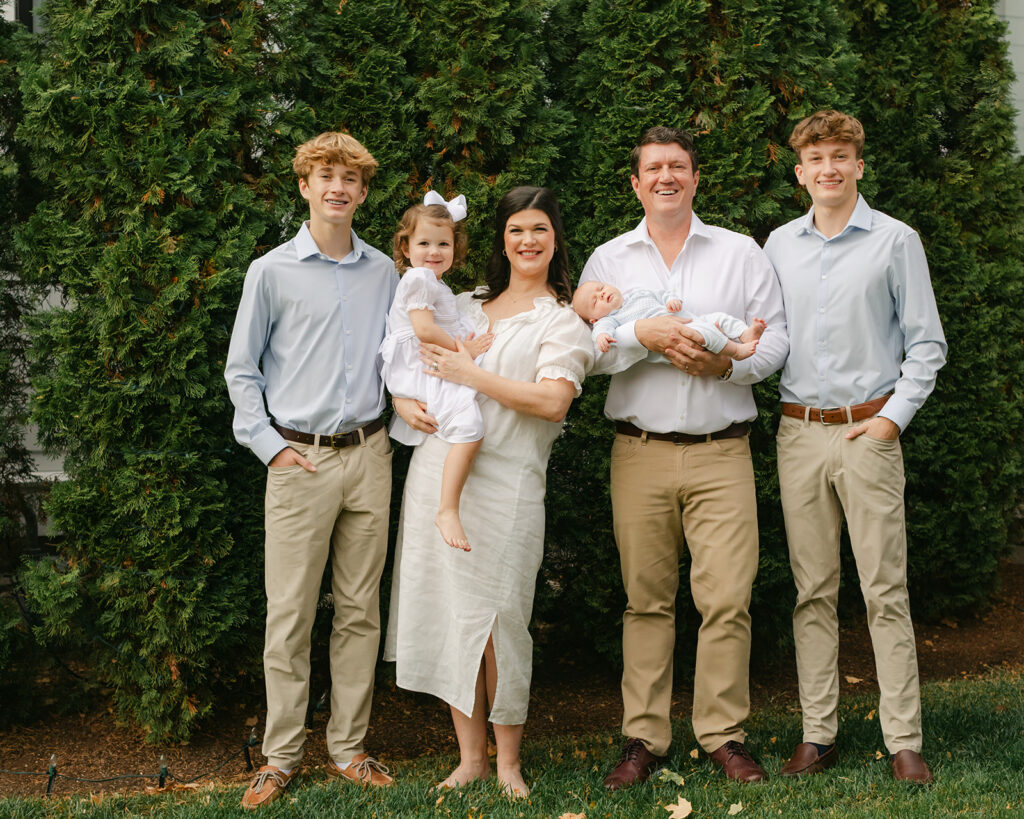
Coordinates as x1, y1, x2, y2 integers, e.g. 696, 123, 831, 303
380, 267, 483, 446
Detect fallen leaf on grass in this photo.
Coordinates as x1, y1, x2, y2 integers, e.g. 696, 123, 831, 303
245, 715, 259, 727
559, 813, 586, 819
664, 796, 693, 818
940, 617, 958, 629
658, 768, 685, 785
435, 793, 444, 806
689, 748, 700, 759
844, 675, 863, 684
865, 709, 876, 721
728, 801, 744, 815
573, 748, 587, 759
875, 750, 884, 760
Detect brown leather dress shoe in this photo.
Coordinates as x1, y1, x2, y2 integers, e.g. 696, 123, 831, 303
326, 753, 394, 787
241, 765, 297, 810
603, 737, 663, 790
890, 750, 933, 784
780, 742, 838, 777
708, 740, 768, 783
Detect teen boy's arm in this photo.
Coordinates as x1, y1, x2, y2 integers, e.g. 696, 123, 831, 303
224, 258, 290, 466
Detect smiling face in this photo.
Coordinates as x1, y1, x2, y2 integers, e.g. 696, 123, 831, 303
503, 208, 555, 281
404, 218, 455, 279
298, 161, 368, 230
794, 139, 864, 213
572, 281, 624, 323
631, 142, 699, 222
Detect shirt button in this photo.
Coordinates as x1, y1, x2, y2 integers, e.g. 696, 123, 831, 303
819, 307, 825, 313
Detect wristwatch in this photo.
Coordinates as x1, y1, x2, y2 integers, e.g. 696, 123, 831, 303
719, 363, 733, 381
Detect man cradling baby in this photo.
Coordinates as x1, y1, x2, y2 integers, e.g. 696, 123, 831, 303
573, 280, 765, 359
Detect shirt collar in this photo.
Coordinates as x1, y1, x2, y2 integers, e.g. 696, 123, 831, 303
627, 212, 711, 247
799, 194, 873, 237
293, 221, 367, 263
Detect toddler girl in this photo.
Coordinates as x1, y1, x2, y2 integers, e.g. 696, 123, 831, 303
380, 192, 492, 551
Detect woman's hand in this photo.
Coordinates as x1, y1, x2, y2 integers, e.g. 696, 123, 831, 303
392, 397, 438, 434
422, 338, 479, 388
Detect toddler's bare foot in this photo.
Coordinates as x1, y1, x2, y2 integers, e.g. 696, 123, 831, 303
498, 766, 530, 799
436, 761, 490, 790
740, 317, 767, 343
436, 509, 471, 551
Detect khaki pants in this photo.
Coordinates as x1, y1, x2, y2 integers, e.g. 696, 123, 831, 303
261, 428, 392, 769
776, 414, 922, 753
610, 432, 759, 756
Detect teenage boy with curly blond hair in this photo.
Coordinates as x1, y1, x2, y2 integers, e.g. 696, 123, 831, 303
765, 111, 946, 784
226, 132, 399, 808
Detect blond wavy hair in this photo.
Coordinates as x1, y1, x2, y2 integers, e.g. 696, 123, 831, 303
292, 132, 378, 184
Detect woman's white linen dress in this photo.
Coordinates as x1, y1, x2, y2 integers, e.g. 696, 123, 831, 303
380, 267, 482, 446
384, 291, 593, 723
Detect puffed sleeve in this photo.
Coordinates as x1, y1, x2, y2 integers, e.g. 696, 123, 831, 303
535, 306, 595, 397
394, 267, 440, 312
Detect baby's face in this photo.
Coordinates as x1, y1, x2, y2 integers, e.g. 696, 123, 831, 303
573, 281, 624, 323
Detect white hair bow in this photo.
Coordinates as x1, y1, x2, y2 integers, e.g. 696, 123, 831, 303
423, 190, 468, 223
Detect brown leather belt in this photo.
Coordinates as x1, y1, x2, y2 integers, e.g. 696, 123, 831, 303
273, 417, 384, 448
780, 394, 891, 425
615, 420, 749, 445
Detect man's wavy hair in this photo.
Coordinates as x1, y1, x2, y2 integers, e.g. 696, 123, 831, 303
630, 126, 699, 176
789, 110, 865, 160
292, 132, 378, 184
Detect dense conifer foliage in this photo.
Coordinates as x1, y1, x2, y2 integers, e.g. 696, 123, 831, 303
15, 0, 287, 739
4, 0, 1021, 737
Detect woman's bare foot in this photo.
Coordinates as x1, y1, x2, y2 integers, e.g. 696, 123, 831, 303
436, 760, 491, 790
436, 509, 471, 551
497, 766, 530, 799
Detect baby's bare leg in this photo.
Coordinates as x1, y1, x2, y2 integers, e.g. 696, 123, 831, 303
720, 337, 758, 361
436, 439, 482, 551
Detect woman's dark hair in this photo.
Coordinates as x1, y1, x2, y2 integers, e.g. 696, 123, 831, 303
476, 186, 573, 305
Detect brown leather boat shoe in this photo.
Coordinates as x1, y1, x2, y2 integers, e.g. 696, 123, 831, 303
603, 737, 663, 790
890, 750, 933, 784
326, 753, 394, 787
780, 742, 838, 777
241, 765, 297, 810
708, 740, 768, 783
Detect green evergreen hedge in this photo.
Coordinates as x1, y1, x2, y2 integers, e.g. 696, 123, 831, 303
15, 0, 292, 739
7, 0, 1022, 738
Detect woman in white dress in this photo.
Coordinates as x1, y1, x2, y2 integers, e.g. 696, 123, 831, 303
387, 187, 593, 797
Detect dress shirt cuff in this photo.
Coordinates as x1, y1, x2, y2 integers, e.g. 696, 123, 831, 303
615, 320, 647, 357
726, 355, 752, 384
878, 394, 916, 434
251, 426, 290, 465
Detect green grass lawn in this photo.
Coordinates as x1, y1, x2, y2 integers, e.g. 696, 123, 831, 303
2, 669, 1021, 818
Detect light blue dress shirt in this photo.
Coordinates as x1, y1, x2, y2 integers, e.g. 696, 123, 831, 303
764, 195, 946, 432
225, 222, 399, 464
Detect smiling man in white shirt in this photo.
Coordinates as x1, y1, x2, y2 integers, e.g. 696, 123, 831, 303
582, 126, 788, 788
764, 110, 946, 785
225, 132, 399, 808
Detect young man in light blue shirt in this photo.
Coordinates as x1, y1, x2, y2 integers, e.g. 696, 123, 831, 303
225, 132, 399, 808
764, 110, 946, 785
